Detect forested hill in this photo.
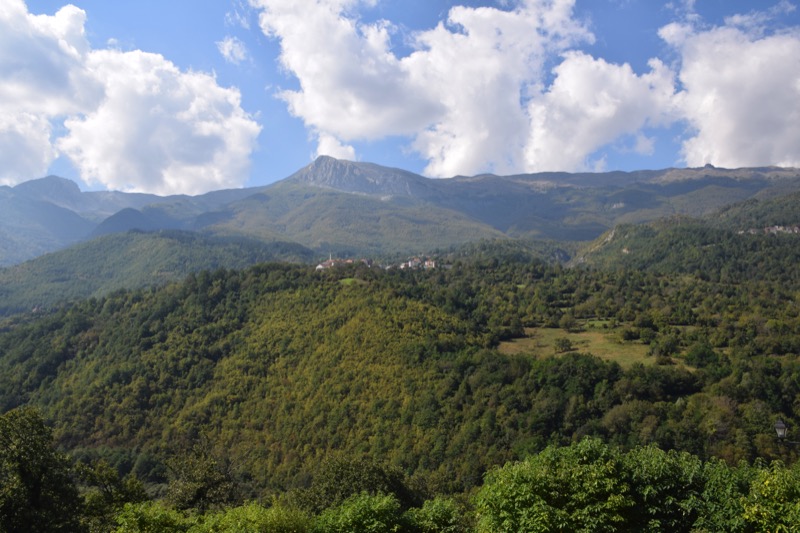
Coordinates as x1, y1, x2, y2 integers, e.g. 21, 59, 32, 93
576, 190, 800, 281
2, 252, 800, 501
6, 181, 800, 530
0, 230, 314, 315
5, 185, 800, 318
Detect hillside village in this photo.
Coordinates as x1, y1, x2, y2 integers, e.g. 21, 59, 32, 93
315, 256, 438, 271
738, 225, 800, 235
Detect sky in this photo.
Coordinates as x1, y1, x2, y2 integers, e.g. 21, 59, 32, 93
2, 0, 800, 195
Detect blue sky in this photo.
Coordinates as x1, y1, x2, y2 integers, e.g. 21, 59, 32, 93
4, 0, 800, 194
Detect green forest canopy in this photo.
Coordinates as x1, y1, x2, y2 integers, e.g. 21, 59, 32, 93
3, 213, 800, 529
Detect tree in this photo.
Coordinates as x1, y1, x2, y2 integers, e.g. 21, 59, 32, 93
403, 496, 469, 533
312, 492, 406, 533
622, 445, 705, 531
113, 501, 191, 533
475, 438, 631, 532
0, 407, 84, 532
742, 461, 800, 531
684, 341, 719, 368
558, 312, 579, 333
291, 456, 420, 515
78, 460, 149, 533
165, 441, 240, 513
190, 502, 312, 533
554, 337, 574, 354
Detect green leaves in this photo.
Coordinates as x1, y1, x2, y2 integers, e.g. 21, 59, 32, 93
742, 461, 800, 531
476, 438, 631, 533
190, 503, 312, 533
0, 408, 83, 532
5, 254, 800, 524
312, 492, 405, 533
165, 442, 240, 513
78, 459, 149, 533
290, 456, 419, 515
404, 496, 468, 533
475, 438, 798, 533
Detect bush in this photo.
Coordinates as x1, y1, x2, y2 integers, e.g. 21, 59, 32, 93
113, 501, 192, 532
404, 496, 469, 533
742, 461, 800, 531
190, 502, 312, 532
312, 492, 406, 533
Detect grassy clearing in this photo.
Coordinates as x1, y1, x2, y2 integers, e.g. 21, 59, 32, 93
498, 324, 654, 368
338, 278, 368, 286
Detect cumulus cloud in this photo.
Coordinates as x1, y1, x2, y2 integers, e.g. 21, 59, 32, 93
0, 0, 261, 193
58, 50, 261, 195
254, 0, 800, 175
0, 113, 57, 183
253, 0, 596, 176
0, 0, 97, 184
664, 12, 800, 168
409, 0, 594, 176
316, 132, 356, 160
217, 36, 249, 65
255, 0, 442, 142
525, 53, 677, 171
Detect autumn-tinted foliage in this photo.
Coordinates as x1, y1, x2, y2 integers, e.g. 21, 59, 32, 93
2, 253, 800, 497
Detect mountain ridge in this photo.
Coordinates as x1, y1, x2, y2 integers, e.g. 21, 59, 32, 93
4, 157, 800, 267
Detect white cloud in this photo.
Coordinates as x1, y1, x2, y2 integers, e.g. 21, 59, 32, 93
0, 0, 261, 194
633, 133, 656, 156
254, 0, 800, 176
666, 19, 800, 168
254, 0, 442, 142
252, 0, 596, 176
217, 36, 249, 65
0, 112, 57, 185
226, 1, 252, 30
57, 50, 261, 195
0, 0, 98, 182
0, 0, 99, 115
316, 132, 356, 160
409, 0, 594, 176
525, 53, 676, 171
724, 1, 795, 34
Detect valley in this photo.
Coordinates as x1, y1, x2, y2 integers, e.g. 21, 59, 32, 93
3, 160, 800, 531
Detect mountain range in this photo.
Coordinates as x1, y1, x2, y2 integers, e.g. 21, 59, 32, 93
4, 156, 800, 270
3, 157, 800, 314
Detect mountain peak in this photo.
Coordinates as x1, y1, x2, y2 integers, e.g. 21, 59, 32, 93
12, 175, 87, 213
287, 156, 430, 197
14, 175, 82, 198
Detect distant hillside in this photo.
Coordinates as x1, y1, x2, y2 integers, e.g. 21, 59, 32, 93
4, 159, 800, 266
200, 182, 506, 256
183, 159, 800, 252
0, 178, 260, 266
0, 186, 95, 265
575, 191, 800, 282
711, 190, 800, 230
0, 230, 313, 315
